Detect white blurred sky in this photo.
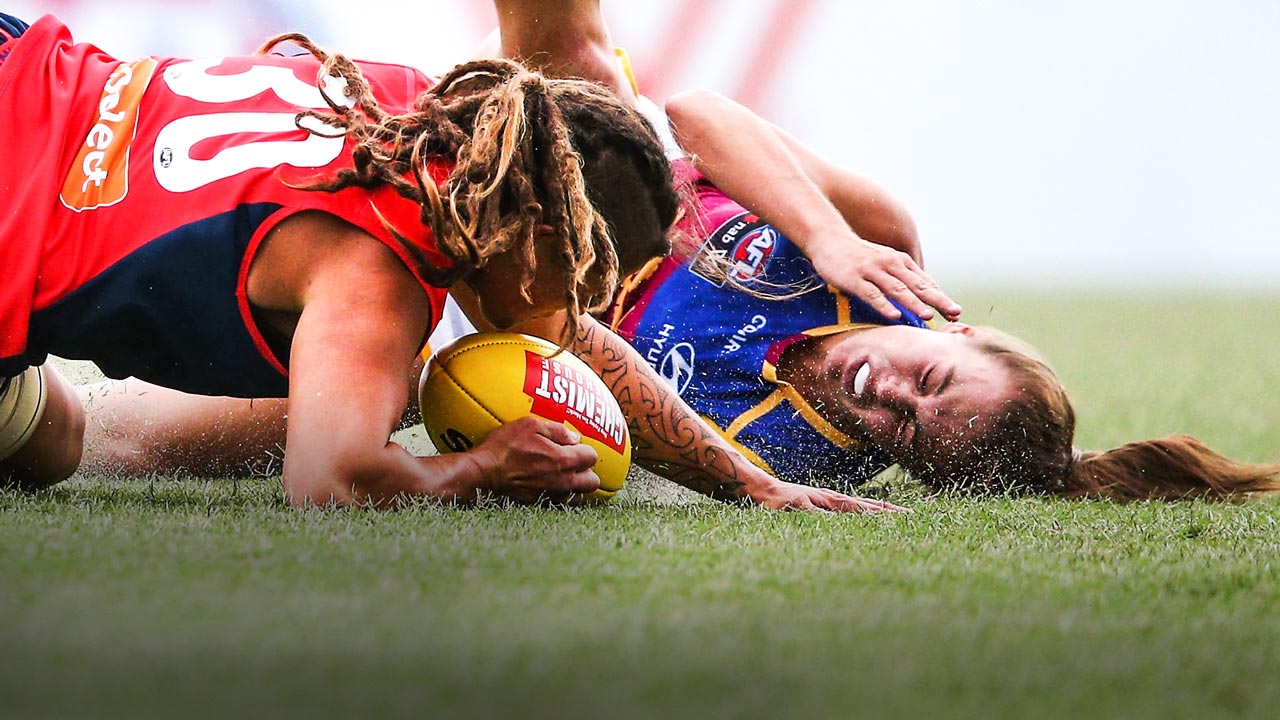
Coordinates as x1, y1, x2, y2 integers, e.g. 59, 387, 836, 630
10, 0, 1280, 289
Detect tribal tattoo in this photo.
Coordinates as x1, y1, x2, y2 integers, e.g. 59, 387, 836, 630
572, 317, 751, 502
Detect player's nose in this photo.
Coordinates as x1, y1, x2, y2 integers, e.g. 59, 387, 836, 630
874, 373, 917, 410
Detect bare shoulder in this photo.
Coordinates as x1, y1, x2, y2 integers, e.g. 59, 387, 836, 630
247, 211, 421, 314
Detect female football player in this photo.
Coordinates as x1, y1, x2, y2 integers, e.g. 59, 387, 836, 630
622, 91, 1280, 500
0, 12, 898, 512
480, 0, 1280, 501
72, 2, 1280, 503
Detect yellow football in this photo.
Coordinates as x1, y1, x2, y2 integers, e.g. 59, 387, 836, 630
418, 332, 631, 501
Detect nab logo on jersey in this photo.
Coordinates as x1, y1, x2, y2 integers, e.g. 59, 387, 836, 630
60, 58, 159, 212
692, 211, 778, 286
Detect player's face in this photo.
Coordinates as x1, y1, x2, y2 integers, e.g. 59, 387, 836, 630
789, 324, 1013, 477
463, 232, 570, 330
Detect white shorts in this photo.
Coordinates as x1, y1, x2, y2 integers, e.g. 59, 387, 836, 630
426, 293, 479, 352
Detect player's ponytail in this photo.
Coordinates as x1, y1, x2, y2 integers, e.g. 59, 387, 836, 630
960, 328, 1280, 502
1059, 436, 1280, 501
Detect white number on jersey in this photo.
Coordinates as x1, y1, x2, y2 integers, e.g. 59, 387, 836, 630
153, 58, 354, 193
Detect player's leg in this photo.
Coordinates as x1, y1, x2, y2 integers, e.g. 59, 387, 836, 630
77, 360, 427, 479
1, 363, 85, 490
78, 378, 289, 478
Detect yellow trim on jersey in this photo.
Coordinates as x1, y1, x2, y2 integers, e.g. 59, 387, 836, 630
782, 322, 884, 352
751, 322, 883, 450
722, 387, 787, 439
832, 286, 852, 324
614, 47, 641, 97
780, 385, 857, 448
758, 322, 882, 388
606, 255, 666, 331
698, 412, 777, 475
718, 382, 859, 452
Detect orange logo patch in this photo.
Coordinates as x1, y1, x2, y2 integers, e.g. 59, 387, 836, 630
59, 57, 159, 212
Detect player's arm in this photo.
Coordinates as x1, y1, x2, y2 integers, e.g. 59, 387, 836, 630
773, 126, 923, 265
77, 359, 428, 479
569, 314, 904, 511
666, 88, 961, 322
257, 213, 599, 508
78, 379, 289, 478
485, 300, 905, 512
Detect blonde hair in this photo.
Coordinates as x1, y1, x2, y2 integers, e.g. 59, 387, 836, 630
916, 327, 1280, 501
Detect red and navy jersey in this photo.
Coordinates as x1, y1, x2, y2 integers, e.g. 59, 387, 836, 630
0, 15, 450, 396
610, 175, 927, 486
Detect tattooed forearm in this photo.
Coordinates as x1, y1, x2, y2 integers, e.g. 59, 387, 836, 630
573, 317, 754, 501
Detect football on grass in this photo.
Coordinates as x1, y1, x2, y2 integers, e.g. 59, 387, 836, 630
418, 332, 631, 501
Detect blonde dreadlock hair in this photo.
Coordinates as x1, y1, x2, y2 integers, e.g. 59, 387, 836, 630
258, 34, 678, 344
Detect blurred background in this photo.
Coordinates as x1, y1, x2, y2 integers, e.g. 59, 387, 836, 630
10, 0, 1280, 290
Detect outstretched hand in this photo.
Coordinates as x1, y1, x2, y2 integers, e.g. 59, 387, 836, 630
751, 478, 910, 513
808, 233, 962, 323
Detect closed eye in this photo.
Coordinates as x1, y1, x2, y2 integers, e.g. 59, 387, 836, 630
918, 366, 932, 394
935, 366, 956, 395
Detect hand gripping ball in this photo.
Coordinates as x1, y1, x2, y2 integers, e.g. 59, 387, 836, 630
419, 332, 631, 501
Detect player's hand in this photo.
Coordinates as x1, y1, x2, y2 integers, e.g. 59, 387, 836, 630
468, 416, 601, 504
751, 478, 910, 513
807, 233, 961, 323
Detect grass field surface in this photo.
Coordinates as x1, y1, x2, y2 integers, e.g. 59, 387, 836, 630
3, 292, 1279, 719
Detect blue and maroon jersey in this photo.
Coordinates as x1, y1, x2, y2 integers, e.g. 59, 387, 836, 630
0, 15, 449, 396
610, 177, 927, 486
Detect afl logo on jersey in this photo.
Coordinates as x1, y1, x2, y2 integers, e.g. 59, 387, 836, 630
729, 225, 778, 281
60, 58, 159, 212
692, 211, 778, 286
658, 342, 696, 394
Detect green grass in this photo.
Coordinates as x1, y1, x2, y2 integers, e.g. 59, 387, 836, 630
4, 291, 1280, 719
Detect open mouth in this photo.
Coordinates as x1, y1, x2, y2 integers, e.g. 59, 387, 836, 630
851, 362, 870, 396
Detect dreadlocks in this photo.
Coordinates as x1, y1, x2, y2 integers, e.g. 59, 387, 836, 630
258, 34, 678, 344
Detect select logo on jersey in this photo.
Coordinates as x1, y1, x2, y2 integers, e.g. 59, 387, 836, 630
60, 58, 159, 212
523, 351, 627, 453
692, 211, 778, 287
